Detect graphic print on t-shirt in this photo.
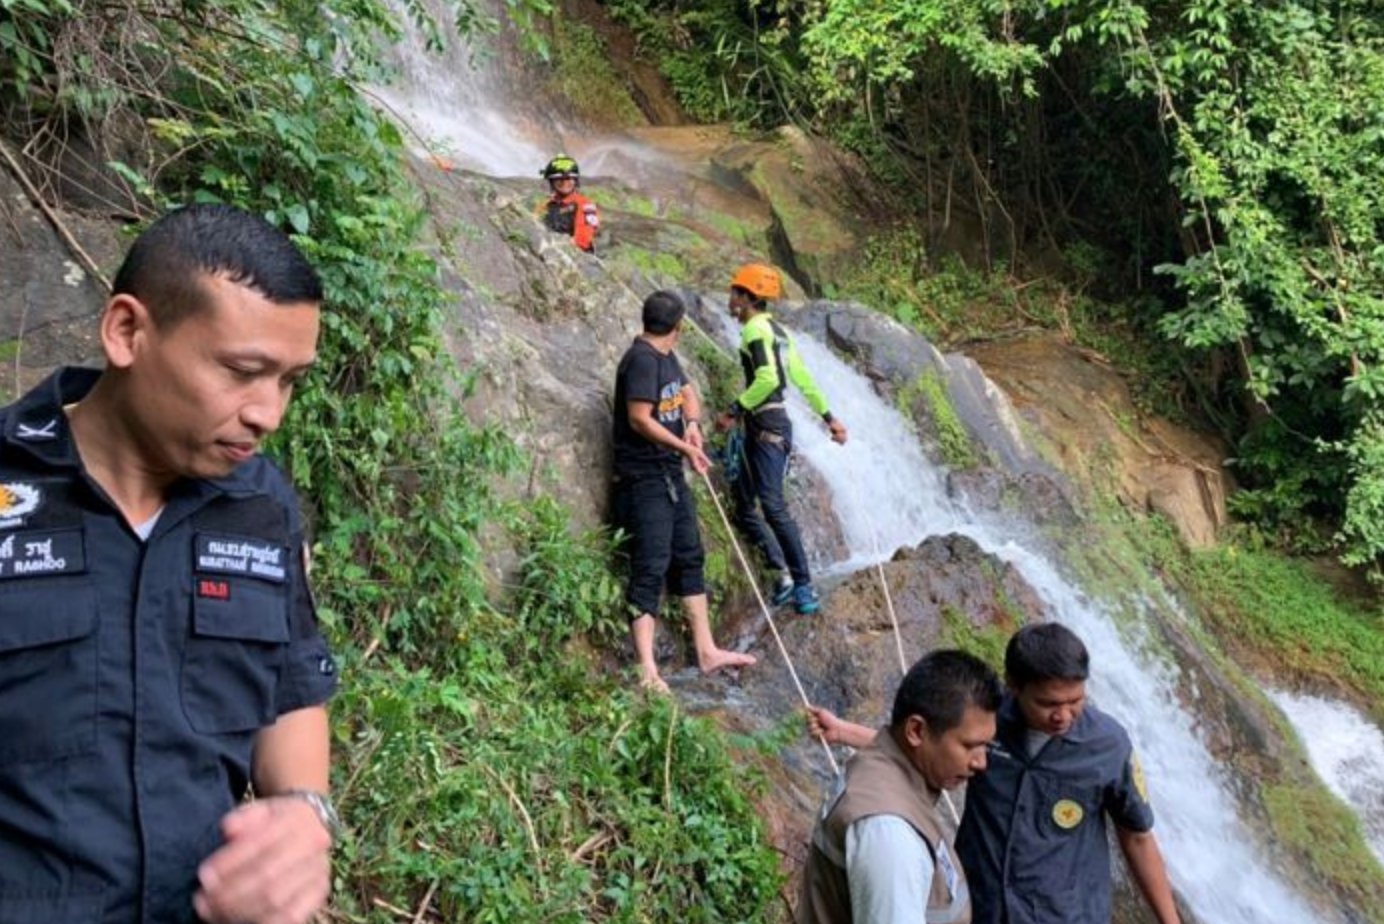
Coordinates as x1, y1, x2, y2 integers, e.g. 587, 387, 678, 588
656, 381, 685, 425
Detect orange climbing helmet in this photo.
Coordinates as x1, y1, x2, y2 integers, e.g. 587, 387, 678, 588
729, 263, 782, 300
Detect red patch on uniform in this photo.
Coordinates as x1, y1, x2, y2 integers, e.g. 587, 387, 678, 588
198, 578, 231, 601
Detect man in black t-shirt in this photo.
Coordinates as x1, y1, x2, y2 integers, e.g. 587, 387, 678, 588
612, 291, 757, 692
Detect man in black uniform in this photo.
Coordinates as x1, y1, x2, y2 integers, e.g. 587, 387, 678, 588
0, 204, 338, 923
612, 290, 756, 692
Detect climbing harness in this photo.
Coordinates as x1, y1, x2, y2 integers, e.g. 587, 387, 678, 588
697, 468, 839, 775
714, 427, 745, 485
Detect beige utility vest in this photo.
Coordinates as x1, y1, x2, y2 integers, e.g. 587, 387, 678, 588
798, 729, 971, 924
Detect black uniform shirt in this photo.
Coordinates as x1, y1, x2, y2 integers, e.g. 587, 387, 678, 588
956, 694, 1155, 924
612, 337, 689, 479
0, 367, 338, 923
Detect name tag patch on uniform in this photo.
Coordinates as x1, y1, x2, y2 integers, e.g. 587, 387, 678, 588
195, 534, 288, 583
935, 840, 959, 900
1052, 798, 1084, 829
0, 482, 43, 529
0, 527, 85, 578
198, 578, 231, 601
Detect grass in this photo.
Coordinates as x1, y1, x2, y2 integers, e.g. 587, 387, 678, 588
897, 369, 982, 469
546, 14, 645, 129
1160, 537, 1384, 721
1262, 784, 1384, 922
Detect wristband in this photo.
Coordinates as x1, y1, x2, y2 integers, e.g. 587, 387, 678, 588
822, 411, 835, 424
685, 417, 701, 427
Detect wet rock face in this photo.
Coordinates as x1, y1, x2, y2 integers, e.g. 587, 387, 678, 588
0, 171, 118, 400
968, 336, 1231, 548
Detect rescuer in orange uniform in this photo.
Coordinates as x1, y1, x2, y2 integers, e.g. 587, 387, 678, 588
539, 154, 600, 253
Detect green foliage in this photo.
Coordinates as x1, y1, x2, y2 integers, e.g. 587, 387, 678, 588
898, 369, 981, 469
939, 604, 1013, 671
546, 10, 645, 127
0, 0, 782, 919
1262, 783, 1384, 921
338, 666, 783, 922
511, 497, 628, 651
604, 0, 806, 125
1148, 0, 1384, 565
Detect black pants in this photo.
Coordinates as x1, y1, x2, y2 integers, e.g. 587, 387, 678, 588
613, 471, 706, 616
730, 422, 811, 585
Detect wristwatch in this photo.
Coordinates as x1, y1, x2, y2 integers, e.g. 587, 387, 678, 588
282, 788, 342, 844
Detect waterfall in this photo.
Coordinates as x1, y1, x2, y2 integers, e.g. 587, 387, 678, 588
762, 322, 1325, 923
1270, 690, 1384, 867
371, 1, 557, 175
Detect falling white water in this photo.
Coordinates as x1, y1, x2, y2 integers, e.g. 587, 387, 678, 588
1269, 689, 1384, 868
754, 318, 1327, 922
371, 2, 554, 175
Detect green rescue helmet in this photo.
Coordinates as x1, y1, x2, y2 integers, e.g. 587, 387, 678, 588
541, 154, 580, 180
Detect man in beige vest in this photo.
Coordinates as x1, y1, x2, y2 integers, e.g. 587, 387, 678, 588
800, 650, 1002, 924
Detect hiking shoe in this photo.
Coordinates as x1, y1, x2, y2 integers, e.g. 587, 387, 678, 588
770, 574, 794, 607
792, 583, 821, 615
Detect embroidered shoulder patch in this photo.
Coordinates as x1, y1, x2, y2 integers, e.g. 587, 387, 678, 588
1131, 751, 1150, 804
0, 482, 42, 529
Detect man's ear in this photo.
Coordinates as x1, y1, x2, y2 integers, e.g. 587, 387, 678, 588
101, 293, 151, 370
903, 714, 931, 749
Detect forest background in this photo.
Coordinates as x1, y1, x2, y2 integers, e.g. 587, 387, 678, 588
0, 0, 1381, 920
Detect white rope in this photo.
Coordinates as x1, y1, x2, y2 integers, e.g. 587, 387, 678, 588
698, 468, 839, 775
842, 452, 961, 824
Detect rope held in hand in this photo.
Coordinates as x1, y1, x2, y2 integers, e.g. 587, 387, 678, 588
697, 468, 838, 775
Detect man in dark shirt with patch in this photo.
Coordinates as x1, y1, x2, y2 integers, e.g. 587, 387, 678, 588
808, 623, 1181, 924
612, 290, 756, 692
0, 204, 337, 924
956, 623, 1181, 924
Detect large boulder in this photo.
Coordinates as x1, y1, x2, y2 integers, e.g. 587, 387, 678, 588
968, 336, 1230, 548
711, 126, 874, 294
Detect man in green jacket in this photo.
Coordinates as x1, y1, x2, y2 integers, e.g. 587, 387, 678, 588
715, 263, 847, 614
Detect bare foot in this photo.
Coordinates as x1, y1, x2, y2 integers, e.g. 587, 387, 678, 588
698, 648, 758, 675
639, 669, 671, 694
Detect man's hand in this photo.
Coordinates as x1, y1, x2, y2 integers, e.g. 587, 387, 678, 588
194, 796, 332, 924
715, 412, 738, 433
807, 706, 845, 745
686, 423, 704, 453
685, 445, 712, 476
806, 706, 877, 749
827, 418, 848, 445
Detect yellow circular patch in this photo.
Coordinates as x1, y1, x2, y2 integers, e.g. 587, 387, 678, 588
1052, 799, 1084, 829
1132, 752, 1150, 803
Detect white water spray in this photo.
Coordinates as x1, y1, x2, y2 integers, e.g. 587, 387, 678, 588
372, 1, 554, 175
768, 322, 1326, 923
1270, 689, 1384, 868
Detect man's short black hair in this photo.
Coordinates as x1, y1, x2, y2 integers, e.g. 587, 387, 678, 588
642, 290, 686, 335
891, 649, 1003, 735
112, 203, 323, 328
1004, 623, 1090, 689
